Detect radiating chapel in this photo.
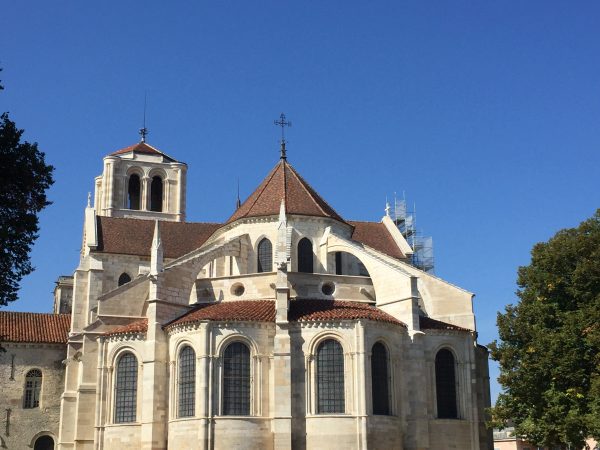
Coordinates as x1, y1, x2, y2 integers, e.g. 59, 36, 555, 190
0, 134, 492, 450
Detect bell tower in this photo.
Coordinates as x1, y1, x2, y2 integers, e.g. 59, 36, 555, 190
93, 141, 187, 222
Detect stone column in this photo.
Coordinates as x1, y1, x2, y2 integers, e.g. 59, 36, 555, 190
272, 266, 292, 449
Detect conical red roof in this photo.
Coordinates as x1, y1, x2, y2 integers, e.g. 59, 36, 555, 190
227, 159, 345, 224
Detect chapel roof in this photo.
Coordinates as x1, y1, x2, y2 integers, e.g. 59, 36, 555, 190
164, 299, 405, 330
349, 221, 406, 260
227, 159, 345, 224
104, 319, 148, 337
109, 141, 178, 162
0, 312, 71, 344
419, 315, 471, 332
94, 217, 221, 258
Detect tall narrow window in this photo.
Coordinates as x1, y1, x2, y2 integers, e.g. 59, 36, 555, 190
435, 349, 458, 419
316, 339, 345, 414
178, 346, 196, 417
335, 252, 343, 275
222, 342, 250, 415
150, 176, 163, 212
118, 272, 131, 286
128, 174, 141, 210
114, 352, 138, 423
257, 238, 272, 273
371, 342, 390, 415
23, 369, 42, 408
297, 238, 314, 273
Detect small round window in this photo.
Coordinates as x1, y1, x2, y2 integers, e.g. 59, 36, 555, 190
231, 283, 245, 297
321, 282, 335, 296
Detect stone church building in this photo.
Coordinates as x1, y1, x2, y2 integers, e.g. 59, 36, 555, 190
0, 137, 493, 449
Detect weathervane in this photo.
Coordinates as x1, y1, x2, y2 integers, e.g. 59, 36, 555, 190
139, 93, 149, 143
274, 113, 291, 159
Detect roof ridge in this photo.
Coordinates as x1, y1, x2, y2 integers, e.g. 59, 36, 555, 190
284, 162, 328, 217
287, 163, 346, 222
241, 162, 282, 220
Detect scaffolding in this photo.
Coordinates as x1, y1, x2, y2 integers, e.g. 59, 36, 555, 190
391, 195, 435, 274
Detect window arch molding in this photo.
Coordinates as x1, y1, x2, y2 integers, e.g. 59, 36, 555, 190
23, 367, 43, 409
125, 167, 144, 210
307, 332, 350, 415
170, 339, 198, 419
255, 235, 273, 273
370, 339, 393, 416
118, 272, 132, 286
109, 346, 142, 424
433, 345, 460, 420
215, 335, 257, 417
148, 168, 168, 213
176, 344, 197, 418
28, 431, 56, 449
296, 236, 314, 273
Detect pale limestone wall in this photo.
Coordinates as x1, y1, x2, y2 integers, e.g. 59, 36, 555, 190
0, 343, 66, 450
210, 216, 352, 275
95, 153, 187, 222
57, 195, 491, 449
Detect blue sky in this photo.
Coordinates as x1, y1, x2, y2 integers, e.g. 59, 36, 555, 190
2, 2, 599, 403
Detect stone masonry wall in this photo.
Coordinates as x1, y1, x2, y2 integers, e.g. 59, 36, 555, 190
0, 343, 66, 450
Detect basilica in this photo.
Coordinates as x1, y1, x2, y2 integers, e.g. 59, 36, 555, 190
0, 135, 492, 449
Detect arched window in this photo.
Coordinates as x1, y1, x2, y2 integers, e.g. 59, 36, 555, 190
118, 272, 131, 286
371, 342, 390, 415
316, 339, 345, 414
435, 349, 458, 419
178, 346, 196, 418
34, 435, 54, 450
23, 369, 42, 408
150, 176, 163, 212
128, 174, 141, 210
222, 342, 250, 415
114, 352, 138, 423
297, 238, 314, 273
257, 238, 272, 273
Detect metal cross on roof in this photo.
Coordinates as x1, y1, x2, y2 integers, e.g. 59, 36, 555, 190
139, 92, 149, 143
274, 113, 292, 159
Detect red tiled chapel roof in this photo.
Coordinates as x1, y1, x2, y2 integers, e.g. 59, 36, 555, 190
165, 299, 405, 329
0, 312, 71, 344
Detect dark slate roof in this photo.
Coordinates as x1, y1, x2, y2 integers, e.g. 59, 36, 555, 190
165, 299, 405, 329
419, 315, 471, 332
0, 312, 71, 343
349, 221, 405, 260
104, 319, 148, 336
109, 141, 178, 162
94, 217, 221, 258
227, 159, 345, 224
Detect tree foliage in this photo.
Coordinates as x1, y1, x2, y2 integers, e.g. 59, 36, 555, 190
490, 210, 600, 449
0, 72, 54, 306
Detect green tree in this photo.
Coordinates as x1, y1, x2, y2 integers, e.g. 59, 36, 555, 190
0, 70, 55, 306
490, 210, 600, 449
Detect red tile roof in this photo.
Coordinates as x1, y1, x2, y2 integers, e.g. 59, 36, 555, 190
95, 217, 221, 258
289, 299, 405, 326
165, 299, 405, 329
349, 221, 405, 260
166, 301, 275, 329
104, 319, 148, 336
0, 312, 71, 344
419, 316, 471, 332
227, 160, 345, 224
109, 142, 177, 162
